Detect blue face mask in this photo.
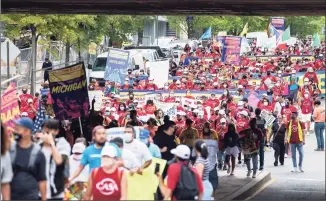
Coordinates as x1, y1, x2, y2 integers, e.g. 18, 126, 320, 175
140, 138, 149, 145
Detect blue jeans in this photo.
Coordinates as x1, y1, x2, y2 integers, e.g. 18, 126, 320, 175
218, 150, 225, 166
314, 122, 325, 149
290, 143, 304, 168
259, 140, 265, 168
202, 180, 213, 200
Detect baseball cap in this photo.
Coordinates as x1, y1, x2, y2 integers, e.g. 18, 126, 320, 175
171, 145, 191, 160
14, 117, 33, 131
220, 118, 227, 123
304, 78, 309, 82
238, 101, 244, 106
139, 128, 150, 139
219, 110, 225, 115
177, 111, 186, 116
213, 82, 218, 86
72, 143, 86, 154
101, 145, 118, 158
21, 112, 28, 117
239, 110, 249, 116
262, 93, 268, 97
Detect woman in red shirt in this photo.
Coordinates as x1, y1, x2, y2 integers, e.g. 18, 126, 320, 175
143, 100, 157, 115
84, 145, 127, 200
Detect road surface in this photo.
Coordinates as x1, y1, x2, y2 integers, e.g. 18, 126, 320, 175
250, 131, 325, 200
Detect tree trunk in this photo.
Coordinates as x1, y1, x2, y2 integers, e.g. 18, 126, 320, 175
65, 42, 70, 66
30, 24, 37, 95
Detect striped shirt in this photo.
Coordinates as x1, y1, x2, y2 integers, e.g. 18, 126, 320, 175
195, 156, 214, 181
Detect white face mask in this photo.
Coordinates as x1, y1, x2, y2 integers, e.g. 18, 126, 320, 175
124, 134, 133, 143
304, 94, 309, 98
304, 82, 309, 86
164, 86, 168, 90
73, 154, 82, 161
124, 81, 129, 85
263, 102, 268, 106
223, 91, 227, 95
238, 106, 243, 109
120, 107, 125, 110
276, 83, 280, 86
149, 81, 154, 84
223, 84, 227, 88
101, 157, 115, 167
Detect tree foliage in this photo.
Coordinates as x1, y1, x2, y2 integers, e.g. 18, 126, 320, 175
285, 16, 325, 38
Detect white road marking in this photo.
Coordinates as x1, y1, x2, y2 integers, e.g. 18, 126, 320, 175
286, 178, 325, 182
281, 190, 324, 193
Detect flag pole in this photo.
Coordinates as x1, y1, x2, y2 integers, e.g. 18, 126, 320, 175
78, 117, 84, 137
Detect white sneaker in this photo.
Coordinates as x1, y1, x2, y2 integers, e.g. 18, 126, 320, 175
291, 168, 298, 173
299, 167, 304, 172
247, 171, 252, 177
285, 154, 288, 158
227, 166, 231, 174
252, 172, 257, 178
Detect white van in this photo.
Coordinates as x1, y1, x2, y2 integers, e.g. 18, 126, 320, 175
87, 50, 144, 86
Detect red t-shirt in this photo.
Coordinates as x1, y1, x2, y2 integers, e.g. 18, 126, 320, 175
287, 121, 305, 144
19, 94, 34, 108
194, 118, 207, 134
236, 118, 249, 133
92, 167, 123, 201
167, 163, 204, 200
143, 105, 157, 115
175, 119, 185, 137
281, 106, 298, 121
300, 98, 312, 114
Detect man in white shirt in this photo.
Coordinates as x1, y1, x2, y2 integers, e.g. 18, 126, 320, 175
110, 137, 141, 174
69, 143, 89, 184
123, 125, 152, 174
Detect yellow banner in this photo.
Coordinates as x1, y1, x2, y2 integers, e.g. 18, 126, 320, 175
49, 64, 84, 83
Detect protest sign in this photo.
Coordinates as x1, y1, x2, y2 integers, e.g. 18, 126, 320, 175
261, 109, 276, 127
271, 17, 285, 31
1, 82, 20, 136
150, 60, 169, 88
88, 90, 103, 111
181, 97, 196, 107
49, 62, 89, 120
221, 36, 242, 65
154, 100, 177, 118
104, 48, 130, 84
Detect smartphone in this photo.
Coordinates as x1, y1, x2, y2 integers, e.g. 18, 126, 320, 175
155, 163, 160, 174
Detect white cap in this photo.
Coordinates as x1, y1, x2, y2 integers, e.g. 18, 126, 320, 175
291, 70, 296, 74
304, 77, 309, 82
262, 93, 268, 97
239, 110, 249, 116
285, 66, 291, 70
191, 104, 197, 109
27, 98, 33, 103
149, 77, 154, 81
193, 109, 199, 113
171, 145, 191, 159
21, 112, 28, 116
72, 143, 86, 154
105, 107, 111, 111
220, 118, 226, 123
176, 98, 181, 102
176, 80, 181, 84
238, 85, 244, 89
101, 145, 118, 158
238, 101, 244, 106
219, 110, 225, 115
198, 111, 204, 116
177, 111, 186, 116
114, 94, 120, 99
213, 82, 218, 86
277, 70, 282, 74
214, 107, 219, 111
308, 67, 314, 72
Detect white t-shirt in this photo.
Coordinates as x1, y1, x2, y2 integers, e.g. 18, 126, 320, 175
69, 155, 89, 184
121, 149, 141, 170
41, 137, 71, 199
124, 139, 152, 165
1, 152, 13, 200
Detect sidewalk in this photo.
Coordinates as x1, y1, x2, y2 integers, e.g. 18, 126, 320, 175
215, 165, 271, 201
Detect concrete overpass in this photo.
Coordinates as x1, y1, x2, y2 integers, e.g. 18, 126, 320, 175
1, 0, 326, 15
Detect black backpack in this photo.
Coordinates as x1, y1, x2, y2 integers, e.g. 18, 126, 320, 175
173, 164, 199, 200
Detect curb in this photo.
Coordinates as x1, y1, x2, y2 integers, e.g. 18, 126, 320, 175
219, 171, 272, 201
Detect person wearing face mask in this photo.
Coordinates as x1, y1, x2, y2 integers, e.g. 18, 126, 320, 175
19, 88, 34, 109
194, 111, 208, 135
235, 101, 250, 120
83, 145, 128, 200
120, 78, 131, 90
272, 80, 284, 96
69, 143, 89, 185
179, 119, 199, 151
207, 93, 220, 109
69, 126, 107, 183
299, 92, 313, 135
286, 112, 306, 173
259, 98, 273, 113
238, 75, 249, 89
139, 129, 161, 159
281, 98, 298, 122
154, 109, 164, 126
174, 112, 186, 137
300, 78, 313, 97
10, 118, 47, 200
164, 91, 176, 103
144, 77, 158, 91
39, 119, 71, 200
303, 67, 319, 86
271, 117, 287, 166
143, 100, 157, 115
126, 94, 135, 106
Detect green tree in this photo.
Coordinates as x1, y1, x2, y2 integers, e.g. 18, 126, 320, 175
285, 16, 325, 38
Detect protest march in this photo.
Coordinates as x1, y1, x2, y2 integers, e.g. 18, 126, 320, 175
1, 17, 325, 201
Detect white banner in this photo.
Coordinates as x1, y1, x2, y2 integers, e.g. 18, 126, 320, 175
154, 100, 177, 118
181, 97, 196, 107
150, 60, 169, 88
88, 90, 104, 111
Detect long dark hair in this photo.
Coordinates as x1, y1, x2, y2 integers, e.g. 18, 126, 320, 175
1, 122, 10, 155
195, 140, 208, 159
227, 123, 237, 134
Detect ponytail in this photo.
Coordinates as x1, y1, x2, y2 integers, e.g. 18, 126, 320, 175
195, 140, 208, 159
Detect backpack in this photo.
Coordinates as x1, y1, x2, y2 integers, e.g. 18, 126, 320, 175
9, 141, 41, 178
173, 164, 199, 200
256, 116, 266, 136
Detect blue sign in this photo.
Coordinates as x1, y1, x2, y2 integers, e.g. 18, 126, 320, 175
104, 48, 130, 84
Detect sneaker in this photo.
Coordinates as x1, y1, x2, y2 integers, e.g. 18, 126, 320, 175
227, 166, 231, 174
321, 148, 325, 151
274, 161, 278, 166
247, 171, 252, 177
252, 172, 256, 178
291, 168, 298, 173
218, 164, 222, 170
259, 167, 264, 171
223, 165, 227, 171
238, 160, 242, 164
230, 171, 234, 176
285, 154, 288, 158
314, 148, 321, 151
280, 163, 284, 166
299, 167, 304, 172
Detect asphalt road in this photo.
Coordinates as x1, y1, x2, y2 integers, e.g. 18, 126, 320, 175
250, 132, 325, 201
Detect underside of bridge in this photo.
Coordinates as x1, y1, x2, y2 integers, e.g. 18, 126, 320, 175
1, 0, 326, 15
